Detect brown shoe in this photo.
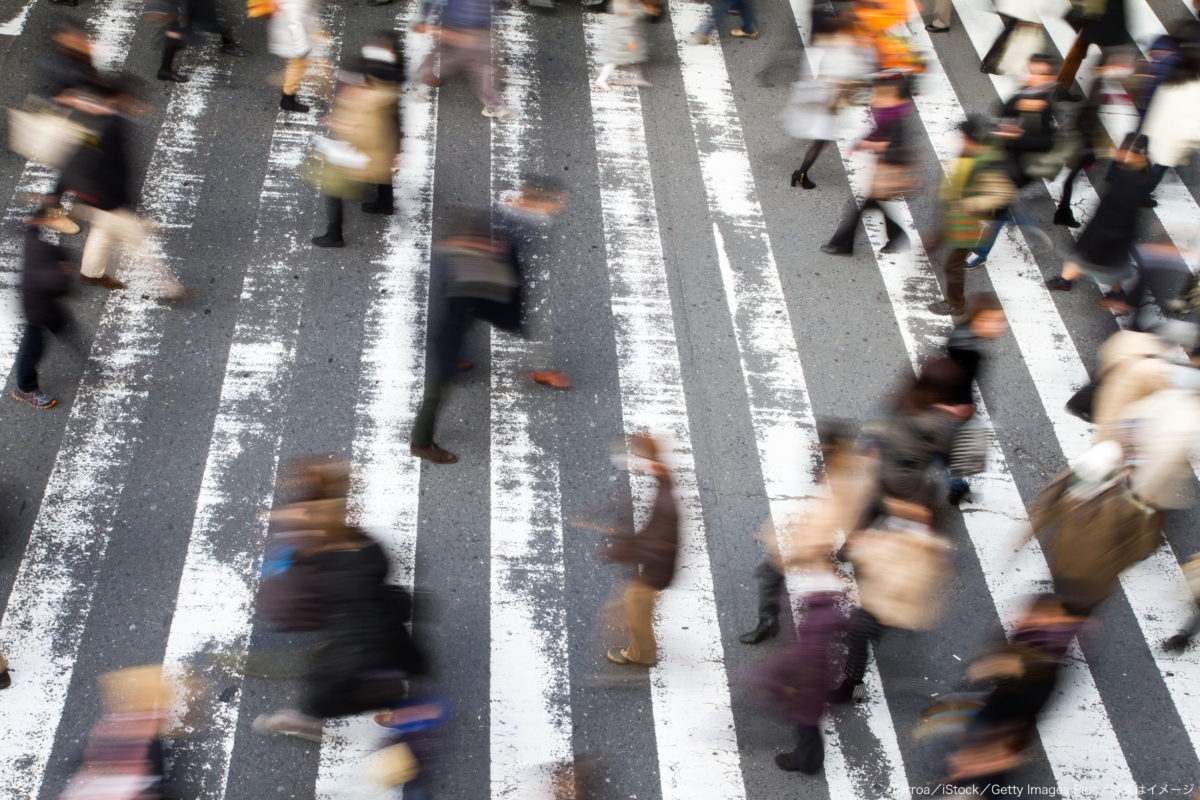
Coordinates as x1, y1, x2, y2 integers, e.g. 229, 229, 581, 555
606, 647, 654, 666
42, 208, 80, 235
411, 443, 458, 464
532, 371, 572, 389
80, 275, 126, 290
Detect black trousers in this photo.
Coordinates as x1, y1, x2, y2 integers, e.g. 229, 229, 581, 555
753, 560, 786, 619
841, 607, 885, 685
827, 199, 905, 253
323, 184, 395, 237
14, 314, 76, 393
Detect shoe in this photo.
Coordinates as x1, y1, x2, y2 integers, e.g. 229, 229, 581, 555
963, 251, 986, 270
361, 202, 395, 215
411, 443, 458, 464
980, 60, 1001, 75
1140, 197, 1158, 209
790, 170, 816, 189
774, 751, 822, 774
606, 647, 653, 666
686, 32, 711, 45
1165, 634, 1192, 652
925, 22, 950, 31
157, 69, 189, 83
0, 670, 9, 690
730, 28, 759, 38
947, 484, 971, 506
738, 616, 779, 645
252, 710, 323, 742
593, 79, 611, 92
280, 93, 310, 113
1053, 208, 1080, 228
42, 208, 80, 235
820, 243, 852, 256
828, 679, 867, 705
1096, 292, 1132, 315
312, 234, 345, 248
532, 371, 572, 389
12, 387, 57, 409
81, 274, 126, 290
481, 105, 517, 120
880, 234, 909, 254
1046, 277, 1073, 291
220, 42, 249, 56
927, 300, 962, 316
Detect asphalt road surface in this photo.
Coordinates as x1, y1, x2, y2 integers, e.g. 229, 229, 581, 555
2, 0, 1200, 797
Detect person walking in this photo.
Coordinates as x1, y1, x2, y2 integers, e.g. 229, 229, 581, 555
11, 209, 81, 410
58, 82, 187, 300
594, 0, 660, 90
597, 434, 679, 667
151, 0, 248, 84
311, 35, 403, 248
686, 0, 758, 44
269, 0, 320, 112
820, 72, 916, 256
413, 0, 516, 120
928, 118, 1015, 317
1055, 0, 1130, 101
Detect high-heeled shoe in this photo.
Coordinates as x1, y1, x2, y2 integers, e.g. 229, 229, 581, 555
738, 616, 779, 645
790, 169, 816, 190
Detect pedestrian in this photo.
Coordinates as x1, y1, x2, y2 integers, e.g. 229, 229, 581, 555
1055, 0, 1130, 101
928, 118, 1016, 317
596, 434, 679, 667
269, 0, 320, 112
149, 0, 248, 84
11, 209, 84, 410
748, 572, 848, 775
978, 0, 1043, 73
738, 420, 877, 645
1090, 323, 1200, 441
57, 81, 188, 300
594, 0, 660, 90
1138, 42, 1200, 199
783, 11, 873, 190
686, 0, 757, 44
820, 72, 916, 256
413, 0, 516, 120
310, 34, 403, 248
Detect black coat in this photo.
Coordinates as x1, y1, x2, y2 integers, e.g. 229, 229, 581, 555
21, 225, 72, 329
60, 112, 134, 211
1074, 166, 1149, 270
39, 48, 100, 99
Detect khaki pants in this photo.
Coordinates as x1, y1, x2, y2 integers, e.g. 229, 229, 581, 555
930, 0, 951, 26
80, 207, 184, 298
283, 57, 308, 94
622, 579, 659, 665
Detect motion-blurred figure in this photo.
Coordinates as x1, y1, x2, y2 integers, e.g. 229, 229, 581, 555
0, 652, 8, 689
1055, 0, 1129, 100
413, 0, 516, 120
686, 0, 758, 44
149, 0, 248, 84
820, 72, 915, 257
11, 207, 83, 410
58, 665, 175, 800
1090, 323, 1200, 441
595, 434, 679, 667
254, 459, 427, 740
935, 595, 1088, 789
593, 0, 660, 90
269, 0, 320, 112
738, 420, 877, 645
929, 118, 1015, 317
310, 35, 403, 248
978, 0, 1043, 68
58, 81, 187, 301
369, 695, 452, 800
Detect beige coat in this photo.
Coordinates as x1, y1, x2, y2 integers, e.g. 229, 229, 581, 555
848, 522, 952, 630
1123, 389, 1200, 510
1093, 330, 1173, 441
327, 81, 400, 185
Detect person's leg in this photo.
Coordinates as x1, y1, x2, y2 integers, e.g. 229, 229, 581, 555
822, 201, 864, 253
879, 200, 908, 251
111, 209, 186, 298
314, 195, 345, 245
364, 182, 395, 213
467, 33, 504, 112
281, 58, 310, 112
595, 62, 616, 90
622, 580, 658, 664
734, 0, 758, 33
832, 608, 883, 701
1055, 161, 1086, 226
1146, 163, 1169, 194
1056, 31, 1089, 93
980, 14, 1016, 71
411, 380, 447, 448
776, 725, 824, 773
944, 248, 968, 311
930, 0, 951, 28
14, 324, 45, 393
159, 32, 188, 82
80, 208, 116, 280
698, 0, 736, 36
739, 561, 784, 643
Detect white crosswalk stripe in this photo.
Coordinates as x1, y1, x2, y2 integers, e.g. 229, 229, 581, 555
1, 0, 1199, 797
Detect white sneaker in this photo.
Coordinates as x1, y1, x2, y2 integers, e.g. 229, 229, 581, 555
252, 710, 323, 742
481, 105, 518, 120
686, 31, 710, 45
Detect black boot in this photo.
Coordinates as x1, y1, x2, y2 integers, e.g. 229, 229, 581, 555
280, 93, 310, 113
1053, 207, 1080, 228
828, 679, 867, 705
880, 212, 909, 253
775, 727, 823, 774
158, 38, 189, 83
738, 616, 779, 645
790, 169, 816, 189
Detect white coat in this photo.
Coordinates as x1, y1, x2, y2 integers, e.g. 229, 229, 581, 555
268, 0, 317, 60
993, 0, 1038, 22
1142, 79, 1200, 168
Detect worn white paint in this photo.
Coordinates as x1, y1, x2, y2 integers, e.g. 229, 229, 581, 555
583, 15, 746, 800
0, 0, 34, 36
159, 12, 342, 799
0, 40, 226, 800
667, 3, 911, 794
313, 14, 440, 799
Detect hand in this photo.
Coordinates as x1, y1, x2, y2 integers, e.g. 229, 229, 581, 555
412, 21, 428, 34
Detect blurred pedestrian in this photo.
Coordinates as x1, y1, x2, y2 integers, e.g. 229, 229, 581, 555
820, 72, 915, 257
1090, 323, 1200, 441
58, 81, 187, 300
11, 208, 83, 410
413, 0, 516, 120
928, 117, 1015, 317
0, 652, 8, 689
269, 0, 320, 112
1138, 41, 1200, 199
310, 34, 403, 248
596, 434, 679, 667
686, 0, 758, 44
1055, 0, 1130, 101
594, 0, 660, 90
978, 0, 1043, 73
149, 0, 248, 84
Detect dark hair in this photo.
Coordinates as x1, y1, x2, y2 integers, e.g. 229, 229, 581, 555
898, 358, 969, 414
958, 113, 990, 143
962, 291, 1003, 322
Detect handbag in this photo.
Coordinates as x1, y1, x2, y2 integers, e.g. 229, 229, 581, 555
1065, 381, 1097, 422
6, 96, 93, 169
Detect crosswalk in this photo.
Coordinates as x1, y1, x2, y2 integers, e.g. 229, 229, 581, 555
1, 0, 1200, 795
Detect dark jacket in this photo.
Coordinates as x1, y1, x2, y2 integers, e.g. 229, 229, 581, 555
1073, 165, 1149, 271
947, 324, 984, 405
61, 112, 134, 211
420, 0, 499, 29
602, 471, 680, 591
877, 409, 963, 504
751, 591, 847, 726
865, 100, 916, 165
22, 225, 72, 329
40, 48, 100, 99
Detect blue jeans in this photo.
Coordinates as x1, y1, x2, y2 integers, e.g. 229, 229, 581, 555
969, 205, 1037, 260
699, 0, 757, 35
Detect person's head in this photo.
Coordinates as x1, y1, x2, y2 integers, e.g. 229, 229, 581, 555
1024, 54, 1058, 88
961, 292, 1007, 339
361, 31, 404, 84
899, 358, 969, 414
52, 20, 91, 56
958, 113, 992, 152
